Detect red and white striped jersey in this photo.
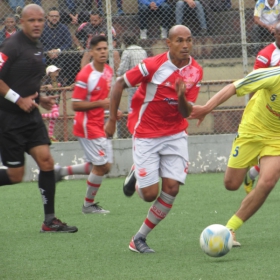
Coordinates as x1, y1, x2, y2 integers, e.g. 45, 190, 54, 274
124, 52, 203, 138
254, 42, 280, 69
72, 63, 113, 139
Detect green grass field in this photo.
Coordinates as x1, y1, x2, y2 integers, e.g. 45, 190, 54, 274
1, 173, 280, 280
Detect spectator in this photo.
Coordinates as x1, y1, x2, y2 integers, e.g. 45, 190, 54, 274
175, 0, 208, 35
96, 0, 125, 16
73, 10, 120, 72
8, 0, 24, 13
0, 15, 20, 45
41, 65, 65, 143
73, 11, 114, 51
117, 32, 147, 112
138, 0, 172, 40
252, 0, 280, 53
58, 0, 90, 25
40, 7, 73, 83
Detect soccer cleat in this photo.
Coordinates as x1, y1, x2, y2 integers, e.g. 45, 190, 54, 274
244, 175, 255, 194
123, 164, 136, 197
129, 236, 155, 253
54, 165, 63, 183
82, 203, 110, 214
230, 230, 241, 247
40, 217, 78, 233
160, 27, 167, 39
140, 29, 147, 40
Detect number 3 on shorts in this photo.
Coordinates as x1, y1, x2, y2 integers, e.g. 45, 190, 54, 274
232, 146, 239, 157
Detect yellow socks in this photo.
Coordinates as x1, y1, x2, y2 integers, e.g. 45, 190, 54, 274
226, 214, 244, 231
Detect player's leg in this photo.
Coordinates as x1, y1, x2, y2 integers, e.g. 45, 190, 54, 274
30, 144, 78, 233
129, 132, 187, 253
54, 162, 93, 182
79, 138, 112, 214
243, 165, 260, 194
224, 133, 261, 245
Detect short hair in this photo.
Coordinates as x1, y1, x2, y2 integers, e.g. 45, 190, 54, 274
90, 35, 107, 48
90, 10, 103, 17
122, 32, 138, 47
48, 7, 59, 14
4, 14, 16, 21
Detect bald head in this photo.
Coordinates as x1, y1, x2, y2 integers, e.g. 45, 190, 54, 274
22, 4, 44, 18
168, 25, 191, 40
20, 4, 45, 41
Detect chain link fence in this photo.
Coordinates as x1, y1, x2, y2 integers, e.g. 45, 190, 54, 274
0, 0, 263, 140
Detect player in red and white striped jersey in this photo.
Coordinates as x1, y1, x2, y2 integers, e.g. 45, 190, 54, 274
105, 25, 203, 253
56, 35, 119, 214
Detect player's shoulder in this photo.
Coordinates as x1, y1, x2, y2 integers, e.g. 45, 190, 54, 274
142, 52, 168, 69
77, 63, 93, 79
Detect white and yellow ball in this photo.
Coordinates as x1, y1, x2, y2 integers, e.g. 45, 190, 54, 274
199, 224, 233, 257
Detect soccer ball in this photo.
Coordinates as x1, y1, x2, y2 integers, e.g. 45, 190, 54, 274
199, 224, 233, 257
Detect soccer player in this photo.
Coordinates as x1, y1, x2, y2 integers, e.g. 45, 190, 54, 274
61, 35, 116, 214
190, 66, 280, 247
0, 4, 77, 232
244, 22, 280, 194
105, 25, 203, 253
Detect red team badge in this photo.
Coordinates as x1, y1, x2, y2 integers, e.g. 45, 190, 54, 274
0, 52, 8, 70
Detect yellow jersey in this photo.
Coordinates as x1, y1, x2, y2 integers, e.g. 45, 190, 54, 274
234, 67, 280, 138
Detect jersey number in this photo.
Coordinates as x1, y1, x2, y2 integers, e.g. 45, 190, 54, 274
232, 146, 239, 157
271, 94, 277, 101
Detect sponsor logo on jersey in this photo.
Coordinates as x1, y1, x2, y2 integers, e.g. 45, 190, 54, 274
164, 97, 178, 105
256, 55, 268, 64
34, 52, 41, 56
0, 52, 8, 70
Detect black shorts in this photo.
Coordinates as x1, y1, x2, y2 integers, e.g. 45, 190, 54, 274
0, 109, 50, 168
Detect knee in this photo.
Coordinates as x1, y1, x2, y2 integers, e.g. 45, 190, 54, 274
7, 169, 24, 183
40, 156, 55, 171
142, 187, 159, 202
224, 177, 240, 191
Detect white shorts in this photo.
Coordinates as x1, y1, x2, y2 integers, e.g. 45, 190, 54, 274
133, 131, 189, 188
78, 137, 113, 165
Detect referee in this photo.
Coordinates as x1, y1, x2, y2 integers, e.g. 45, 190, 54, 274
0, 4, 77, 233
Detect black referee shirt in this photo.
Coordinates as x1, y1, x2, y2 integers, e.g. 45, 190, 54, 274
0, 30, 45, 112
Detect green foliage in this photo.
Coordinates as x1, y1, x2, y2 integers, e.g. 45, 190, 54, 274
0, 174, 279, 280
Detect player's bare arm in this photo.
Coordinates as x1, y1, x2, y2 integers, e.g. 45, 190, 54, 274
105, 76, 127, 137
175, 78, 193, 118
0, 79, 38, 113
189, 83, 236, 126
72, 98, 110, 111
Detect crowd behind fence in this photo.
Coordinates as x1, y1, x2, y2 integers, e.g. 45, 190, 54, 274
0, 0, 270, 140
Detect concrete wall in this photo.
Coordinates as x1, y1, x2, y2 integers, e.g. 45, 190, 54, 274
21, 134, 235, 181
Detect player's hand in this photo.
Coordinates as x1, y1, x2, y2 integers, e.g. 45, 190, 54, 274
175, 78, 186, 98
101, 98, 110, 109
186, 0, 196, 8
117, 109, 123, 121
105, 119, 116, 138
16, 92, 39, 113
40, 95, 59, 110
150, 2, 157, 10
188, 105, 207, 126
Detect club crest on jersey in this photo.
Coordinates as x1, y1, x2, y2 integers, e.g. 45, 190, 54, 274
0, 52, 8, 70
